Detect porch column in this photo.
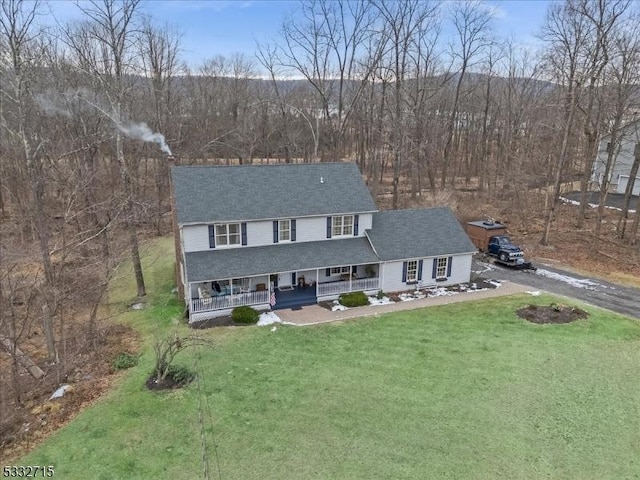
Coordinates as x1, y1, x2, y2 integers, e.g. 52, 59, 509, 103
189, 283, 194, 313
316, 268, 319, 297
349, 265, 352, 292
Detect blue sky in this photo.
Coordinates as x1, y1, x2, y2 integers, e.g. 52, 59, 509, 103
47, 0, 553, 67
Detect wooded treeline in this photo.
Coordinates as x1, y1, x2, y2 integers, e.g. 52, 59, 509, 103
1, 0, 639, 406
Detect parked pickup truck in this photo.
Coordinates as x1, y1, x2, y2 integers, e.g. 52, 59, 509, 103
465, 220, 535, 270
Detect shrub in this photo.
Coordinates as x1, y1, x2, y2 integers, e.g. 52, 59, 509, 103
339, 291, 369, 308
232, 305, 259, 324
164, 364, 195, 385
376, 290, 385, 300
111, 352, 139, 371
149, 363, 195, 388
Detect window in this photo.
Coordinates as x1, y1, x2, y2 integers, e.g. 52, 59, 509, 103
330, 266, 351, 275
332, 215, 354, 237
279, 219, 291, 242
406, 260, 418, 283
215, 223, 241, 246
436, 257, 448, 278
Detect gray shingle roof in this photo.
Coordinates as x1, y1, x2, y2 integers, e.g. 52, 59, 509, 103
172, 162, 377, 224
366, 207, 476, 261
184, 237, 379, 282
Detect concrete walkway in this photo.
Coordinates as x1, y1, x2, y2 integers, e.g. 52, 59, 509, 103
276, 281, 531, 326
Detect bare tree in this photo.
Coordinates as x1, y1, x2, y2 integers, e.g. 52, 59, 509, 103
373, 0, 439, 209
440, 0, 493, 188
140, 18, 180, 234
539, 0, 590, 245
0, 0, 59, 361
573, 0, 631, 229
594, 20, 640, 246
63, 0, 147, 296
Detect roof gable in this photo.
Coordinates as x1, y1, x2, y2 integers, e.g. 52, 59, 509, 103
172, 162, 377, 224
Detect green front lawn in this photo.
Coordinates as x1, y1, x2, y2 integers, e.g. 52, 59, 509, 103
22, 238, 640, 479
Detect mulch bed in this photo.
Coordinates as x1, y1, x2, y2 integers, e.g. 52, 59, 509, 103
145, 375, 192, 391
189, 315, 256, 329
517, 304, 589, 324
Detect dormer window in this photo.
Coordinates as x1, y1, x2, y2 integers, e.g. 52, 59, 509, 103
332, 215, 354, 237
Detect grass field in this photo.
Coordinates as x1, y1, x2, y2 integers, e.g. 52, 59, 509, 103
21, 238, 640, 479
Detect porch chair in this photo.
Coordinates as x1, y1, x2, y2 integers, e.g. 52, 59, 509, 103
240, 278, 251, 293
198, 285, 211, 299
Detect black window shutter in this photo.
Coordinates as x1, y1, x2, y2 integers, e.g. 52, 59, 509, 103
352, 265, 357, 274
326, 268, 331, 277
418, 260, 423, 281
273, 221, 279, 243
291, 219, 296, 242
326, 217, 332, 238
354, 215, 359, 236
432, 259, 437, 278
447, 257, 453, 277
208, 225, 215, 249
402, 262, 407, 282
241, 222, 247, 245
291, 272, 296, 285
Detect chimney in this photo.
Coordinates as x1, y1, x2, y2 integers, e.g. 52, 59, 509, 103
167, 153, 184, 303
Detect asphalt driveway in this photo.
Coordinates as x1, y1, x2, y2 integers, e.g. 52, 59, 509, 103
475, 259, 640, 320
562, 191, 638, 211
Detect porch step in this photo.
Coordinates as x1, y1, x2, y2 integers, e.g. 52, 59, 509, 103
273, 297, 318, 310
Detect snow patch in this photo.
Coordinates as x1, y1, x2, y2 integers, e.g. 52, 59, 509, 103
472, 262, 495, 274
424, 287, 458, 298
257, 311, 295, 326
527, 290, 541, 296
559, 196, 635, 214
368, 295, 394, 306
50, 384, 71, 400
535, 268, 600, 290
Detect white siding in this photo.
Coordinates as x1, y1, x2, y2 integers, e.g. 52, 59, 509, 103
182, 212, 375, 252
358, 213, 373, 233
247, 221, 273, 247
277, 272, 293, 287
183, 225, 211, 252
380, 254, 473, 293
296, 216, 328, 242
594, 122, 640, 193
616, 174, 640, 195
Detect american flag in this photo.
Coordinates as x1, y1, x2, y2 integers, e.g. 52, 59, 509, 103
270, 291, 276, 307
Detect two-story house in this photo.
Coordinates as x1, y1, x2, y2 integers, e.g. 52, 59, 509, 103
592, 119, 640, 196
171, 162, 476, 322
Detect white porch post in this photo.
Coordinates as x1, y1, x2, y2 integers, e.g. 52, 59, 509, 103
349, 265, 352, 292
316, 268, 319, 296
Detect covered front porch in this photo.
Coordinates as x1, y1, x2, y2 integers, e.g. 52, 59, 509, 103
184, 237, 381, 320
190, 275, 271, 314
189, 263, 381, 317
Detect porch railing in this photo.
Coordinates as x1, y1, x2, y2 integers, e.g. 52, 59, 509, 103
191, 290, 270, 313
317, 277, 380, 297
